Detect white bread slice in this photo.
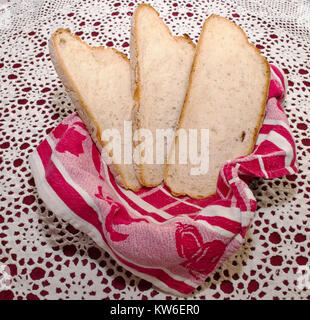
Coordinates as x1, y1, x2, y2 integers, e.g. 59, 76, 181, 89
130, 4, 195, 187
49, 29, 141, 191
165, 15, 270, 199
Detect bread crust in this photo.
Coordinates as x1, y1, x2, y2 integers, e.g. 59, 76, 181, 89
130, 4, 195, 188
49, 29, 141, 191
164, 15, 270, 199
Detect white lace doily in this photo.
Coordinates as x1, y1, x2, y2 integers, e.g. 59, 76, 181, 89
0, 0, 309, 300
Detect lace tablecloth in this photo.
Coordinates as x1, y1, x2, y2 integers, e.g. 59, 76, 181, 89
0, 0, 309, 300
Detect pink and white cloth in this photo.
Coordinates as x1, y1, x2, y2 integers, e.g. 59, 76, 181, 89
29, 64, 297, 295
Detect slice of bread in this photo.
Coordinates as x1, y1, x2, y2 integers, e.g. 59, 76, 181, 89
165, 15, 270, 199
49, 29, 141, 191
130, 4, 195, 187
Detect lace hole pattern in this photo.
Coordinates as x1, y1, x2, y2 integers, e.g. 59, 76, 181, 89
0, 0, 309, 300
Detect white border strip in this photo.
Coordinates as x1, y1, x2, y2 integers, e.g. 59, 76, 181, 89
258, 155, 268, 178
